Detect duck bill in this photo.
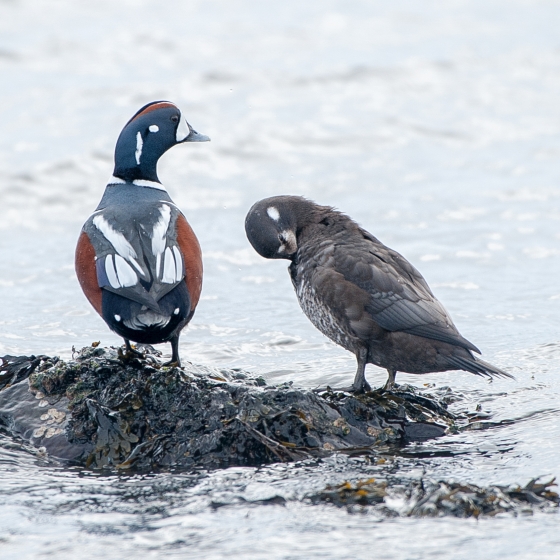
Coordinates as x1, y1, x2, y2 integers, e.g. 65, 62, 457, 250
184, 128, 210, 142
177, 119, 210, 143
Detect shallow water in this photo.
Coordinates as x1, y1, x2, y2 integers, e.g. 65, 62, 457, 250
1, 0, 560, 558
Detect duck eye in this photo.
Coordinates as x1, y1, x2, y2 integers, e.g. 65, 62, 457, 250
171, 115, 179, 123
278, 233, 286, 243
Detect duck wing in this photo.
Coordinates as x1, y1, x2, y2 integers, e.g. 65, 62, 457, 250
82, 201, 186, 313
331, 229, 480, 353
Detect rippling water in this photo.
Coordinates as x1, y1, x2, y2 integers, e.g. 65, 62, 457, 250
1, 0, 560, 558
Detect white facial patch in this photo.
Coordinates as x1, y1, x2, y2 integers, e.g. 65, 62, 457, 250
173, 308, 180, 315
114, 314, 121, 322
149, 124, 159, 133
93, 215, 144, 276
176, 116, 190, 142
267, 206, 280, 221
151, 204, 171, 277
135, 131, 143, 165
278, 229, 297, 254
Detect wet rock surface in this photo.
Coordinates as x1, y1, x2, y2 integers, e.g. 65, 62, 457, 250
0, 345, 454, 470
0, 345, 558, 519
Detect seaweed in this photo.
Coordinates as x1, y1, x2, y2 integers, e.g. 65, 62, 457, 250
1, 345, 452, 470
1, 346, 557, 518
311, 476, 559, 517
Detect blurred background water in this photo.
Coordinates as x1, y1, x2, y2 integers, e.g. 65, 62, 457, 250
1, 0, 560, 558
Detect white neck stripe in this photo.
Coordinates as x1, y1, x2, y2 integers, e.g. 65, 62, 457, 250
107, 176, 167, 191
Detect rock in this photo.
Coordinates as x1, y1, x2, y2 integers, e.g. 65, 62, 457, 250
0, 345, 455, 470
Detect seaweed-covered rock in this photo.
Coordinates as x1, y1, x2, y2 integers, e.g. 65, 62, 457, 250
0, 345, 455, 470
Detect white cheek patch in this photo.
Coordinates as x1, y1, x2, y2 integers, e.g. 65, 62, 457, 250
149, 125, 159, 133
267, 206, 280, 221
135, 131, 143, 165
173, 308, 180, 315
277, 230, 297, 255
114, 314, 121, 322
176, 116, 190, 142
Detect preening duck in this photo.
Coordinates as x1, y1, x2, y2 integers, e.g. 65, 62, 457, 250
245, 195, 512, 391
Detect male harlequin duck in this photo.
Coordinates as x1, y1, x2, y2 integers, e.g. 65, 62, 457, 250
245, 195, 512, 392
75, 101, 209, 365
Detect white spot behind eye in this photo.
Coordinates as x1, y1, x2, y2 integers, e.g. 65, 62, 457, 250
173, 308, 180, 315
135, 131, 143, 165
267, 207, 280, 221
114, 314, 121, 322
149, 125, 159, 133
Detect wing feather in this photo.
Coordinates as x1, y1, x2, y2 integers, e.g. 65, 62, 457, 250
327, 231, 480, 353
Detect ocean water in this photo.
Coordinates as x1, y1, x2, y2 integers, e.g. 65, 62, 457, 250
1, 0, 560, 558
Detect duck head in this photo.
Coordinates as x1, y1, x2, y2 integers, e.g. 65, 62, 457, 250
113, 101, 210, 184
245, 195, 323, 259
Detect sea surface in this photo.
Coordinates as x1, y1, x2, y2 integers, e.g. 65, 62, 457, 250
1, 0, 560, 558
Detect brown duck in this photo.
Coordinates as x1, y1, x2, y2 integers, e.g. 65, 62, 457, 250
245, 195, 512, 392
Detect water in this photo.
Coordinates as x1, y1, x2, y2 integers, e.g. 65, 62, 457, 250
1, 0, 560, 557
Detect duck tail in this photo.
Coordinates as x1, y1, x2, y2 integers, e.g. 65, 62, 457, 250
446, 354, 515, 380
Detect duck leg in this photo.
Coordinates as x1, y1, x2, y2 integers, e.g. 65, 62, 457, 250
383, 368, 397, 391
124, 339, 145, 358
162, 335, 181, 367
351, 348, 371, 393
313, 349, 372, 394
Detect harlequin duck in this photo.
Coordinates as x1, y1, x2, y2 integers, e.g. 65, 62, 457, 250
75, 101, 209, 365
245, 195, 512, 391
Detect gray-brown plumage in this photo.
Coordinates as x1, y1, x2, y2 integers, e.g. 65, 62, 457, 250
245, 195, 512, 392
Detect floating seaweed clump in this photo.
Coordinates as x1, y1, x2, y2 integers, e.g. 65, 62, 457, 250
0, 345, 455, 469
311, 477, 559, 517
